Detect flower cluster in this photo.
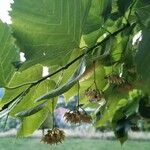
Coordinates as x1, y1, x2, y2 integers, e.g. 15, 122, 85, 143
105, 74, 126, 85
64, 110, 92, 124
41, 128, 65, 145
85, 88, 104, 102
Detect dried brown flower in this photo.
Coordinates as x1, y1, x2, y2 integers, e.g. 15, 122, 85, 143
64, 110, 82, 124
41, 128, 65, 145
85, 88, 104, 102
64, 110, 92, 124
105, 74, 126, 85
80, 113, 92, 123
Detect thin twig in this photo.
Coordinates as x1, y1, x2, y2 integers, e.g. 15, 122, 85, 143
52, 99, 55, 129
93, 61, 99, 90
77, 81, 80, 107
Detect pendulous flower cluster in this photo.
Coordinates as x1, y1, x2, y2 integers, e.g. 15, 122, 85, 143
41, 128, 65, 145
85, 88, 104, 102
105, 74, 126, 85
64, 110, 92, 124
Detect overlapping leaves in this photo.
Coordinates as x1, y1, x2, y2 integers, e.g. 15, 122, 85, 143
0, 0, 149, 141
36, 58, 86, 102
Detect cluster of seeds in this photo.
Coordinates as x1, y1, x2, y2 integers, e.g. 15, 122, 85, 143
64, 110, 92, 124
105, 74, 133, 92
41, 128, 65, 145
105, 74, 126, 85
85, 88, 104, 102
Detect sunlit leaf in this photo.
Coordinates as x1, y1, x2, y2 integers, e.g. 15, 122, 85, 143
0, 65, 43, 108
11, 0, 91, 68
15, 102, 46, 117
10, 80, 56, 116
0, 20, 19, 86
36, 59, 86, 102
84, 0, 112, 33
17, 107, 49, 136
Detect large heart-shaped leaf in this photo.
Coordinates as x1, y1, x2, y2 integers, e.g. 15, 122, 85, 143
10, 0, 91, 68
0, 20, 19, 86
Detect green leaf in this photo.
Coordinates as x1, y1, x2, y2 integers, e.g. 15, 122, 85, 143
84, 102, 101, 109
0, 64, 43, 108
79, 63, 107, 105
139, 95, 150, 119
17, 107, 49, 136
55, 50, 82, 101
135, 0, 150, 27
11, 0, 91, 68
94, 98, 119, 127
82, 28, 105, 47
84, 0, 112, 33
64, 84, 78, 101
135, 27, 150, 93
0, 97, 22, 118
15, 97, 57, 118
15, 102, 46, 117
59, 49, 82, 85
111, 106, 129, 144
36, 58, 86, 102
125, 98, 139, 117
10, 80, 56, 116
0, 20, 19, 86
112, 116, 129, 145
41, 113, 53, 129
95, 88, 128, 127
80, 63, 107, 92
111, 90, 142, 144
8, 80, 56, 136
117, 0, 133, 15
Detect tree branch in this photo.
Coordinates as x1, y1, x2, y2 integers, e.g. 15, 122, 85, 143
1, 23, 131, 112
6, 23, 131, 90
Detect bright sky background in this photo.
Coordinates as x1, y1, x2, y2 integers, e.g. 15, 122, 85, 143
0, 0, 13, 24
